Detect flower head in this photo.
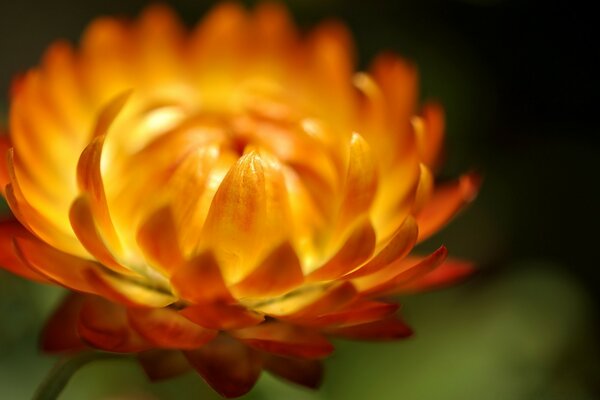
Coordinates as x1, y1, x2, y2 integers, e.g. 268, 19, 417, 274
0, 3, 479, 397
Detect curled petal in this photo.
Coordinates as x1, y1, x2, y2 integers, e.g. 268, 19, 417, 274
77, 296, 150, 353
344, 216, 418, 279
307, 219, 376, 282
232, 322, 333, 359
41, 292, 87, 353
264, 355, 323, 389
416, 102, 445, 169
232, 241, 304, 298
416, 172, 481, 242
138, 350, 192, 382
184, 334, 263, 398
412, 163, 434, 214
127, 307, 217, 350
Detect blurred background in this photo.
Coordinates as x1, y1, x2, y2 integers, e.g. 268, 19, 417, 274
0, 0, 598, 399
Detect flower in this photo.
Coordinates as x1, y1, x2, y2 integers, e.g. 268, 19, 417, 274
0, 3, 479, 398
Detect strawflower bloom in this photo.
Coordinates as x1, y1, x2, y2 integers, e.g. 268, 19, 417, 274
0, 3, 479, 398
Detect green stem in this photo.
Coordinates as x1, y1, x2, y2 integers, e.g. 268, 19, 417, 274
32, 351, 128, 400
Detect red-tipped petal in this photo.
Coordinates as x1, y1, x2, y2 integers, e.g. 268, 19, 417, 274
354, 246, 449, 296
184, 334, 263, 398
344, 216, 418, 279
138, 350, 192, 382
171, 251, 233, 304
327, 317, 413, 341
128, 307, 217, 350
0, 219, 49, 282
416, 172, 481, 242
395, 258, 475, 293
264, 355, 323, 389
77, 296, 149, 353
232, 322, 333, 359
41, 292, 87, 353
305, 300, 399, 328
286, 281, 358, 321
180, 303, 263, 331
232, 241, 304, 298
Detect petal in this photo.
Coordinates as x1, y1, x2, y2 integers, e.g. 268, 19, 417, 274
231, 322, 333, 359
344, 216, 418, 279
416, 172, 481, 242
264, 355, 323, 389
412, 163, 434, 214
326, 316, 413, 340
303, 300, 399, 328
180, 303, 264, 331
77, 296, 150, 353
136, 206, 185, 274
353, 246, 448, 296
138, 350, 192, 382
127, 307, 217, 350
252, 281, 357, 321
306, 219, 376, 282
231, 241, 304, 298
395, 258, 475, 294
85, 268, 176, 308
0, 219, 49, 282
69, 195, 134, 276
76, 135, 123, 257
416, 102, 445, 169
201, 151, 290, 283
337, 133, 378, 227
41, 292, 87, 353
171, 251, 233, 304
184, 334, 263, 398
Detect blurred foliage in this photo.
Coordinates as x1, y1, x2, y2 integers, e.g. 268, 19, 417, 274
0, 0, 598, 399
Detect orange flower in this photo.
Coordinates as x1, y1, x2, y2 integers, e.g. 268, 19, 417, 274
0, 3, 479, 398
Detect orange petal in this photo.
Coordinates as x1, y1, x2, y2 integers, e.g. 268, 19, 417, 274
138, 350, 192, 382
285, 281, 358, 322
69, 196, 133, 276
127, 307, 217, 350
231, 322, 333, 359
84, 268, 176, 308
416, 172, 481, 242
354, 246, 448, 296
344, 216, 418, 279
327, 316, 413, 341
337, 133, 378, 227
76, 134, 123, 257
303, 300, 399, 328
264, 355, 322, 389
171, 251, 233, 304
231, 241, 304, 298
395, 258, 474, 294
136, 206, 184, 274
417, 102, 445, 169
412, 163, 434, 214
180, 303, 264, 331
77, 296, 150, 353
306, 219, 376, 282
201, 151, 290, 283
12, 234, 100, 293
184, 334, 263, 398
0, 219, 49, 282
40, 292, 87, 353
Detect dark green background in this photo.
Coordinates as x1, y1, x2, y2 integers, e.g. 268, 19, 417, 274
1, 1, 598, 399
